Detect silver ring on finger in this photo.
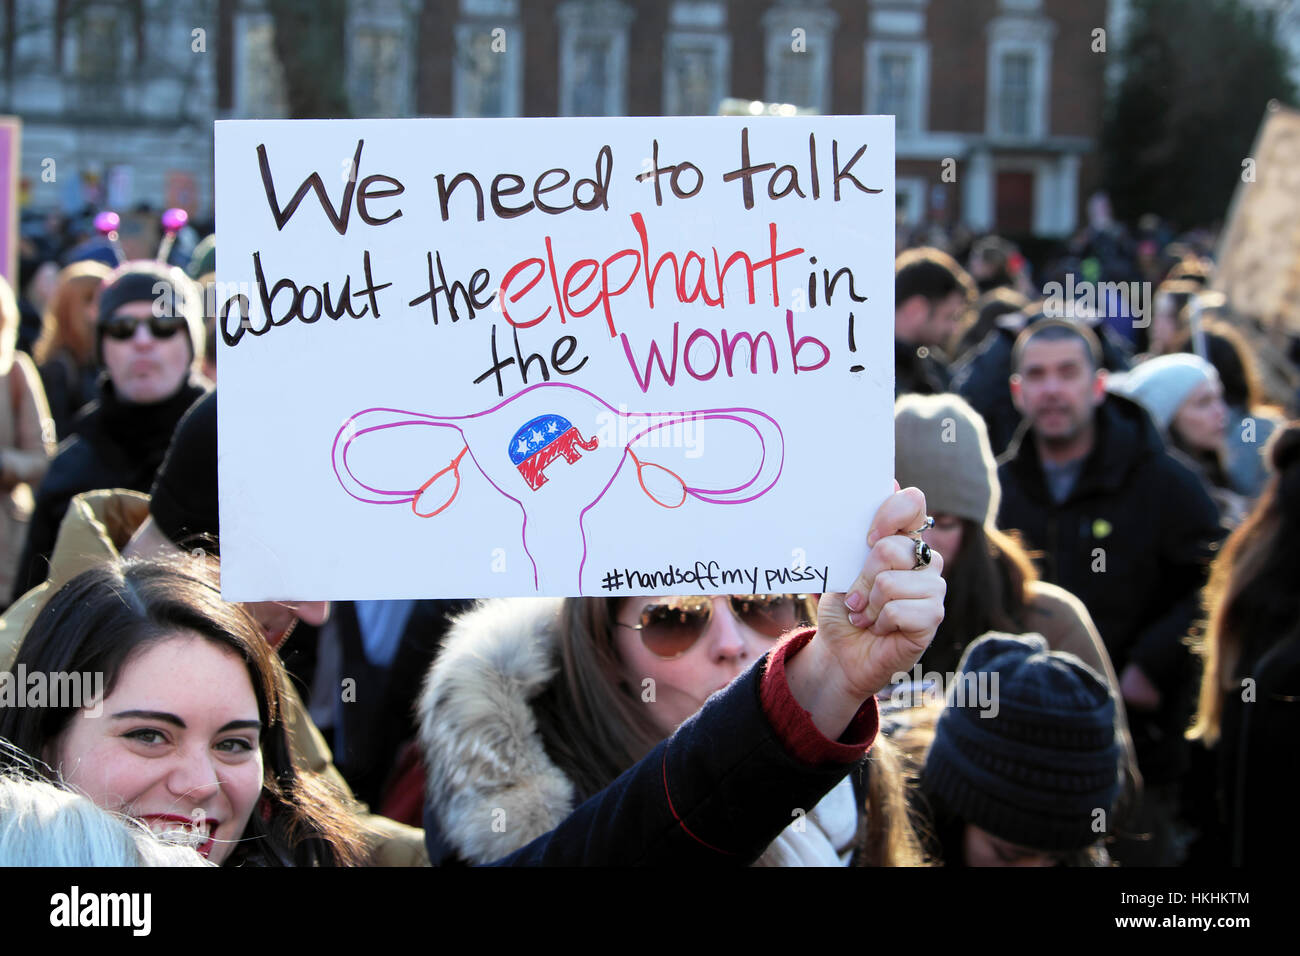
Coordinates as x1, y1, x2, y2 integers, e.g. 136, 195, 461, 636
909, 515, 935, 537
912, 538, 932, 570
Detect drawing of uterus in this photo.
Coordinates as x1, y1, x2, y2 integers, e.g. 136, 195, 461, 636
331, 382, 784, 593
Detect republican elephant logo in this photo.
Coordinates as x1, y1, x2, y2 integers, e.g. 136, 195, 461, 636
331, 382, 784, 592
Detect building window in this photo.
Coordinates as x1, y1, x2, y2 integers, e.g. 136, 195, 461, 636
454, 0, 522, 117
351, 27, 405, 117
235, 14, 289, 118
865, 40, 928, 136
763, 2, 837, 112
663, 3, 728, 116
985, 14, 1054, 139
998, 51, 1032, 137
73, 5, 125, 110
557, 1, 634, 117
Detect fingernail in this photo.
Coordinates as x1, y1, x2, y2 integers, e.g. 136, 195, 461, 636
848, 611, 867, 628
866, 531, 877, 548
845, 591, 865, 612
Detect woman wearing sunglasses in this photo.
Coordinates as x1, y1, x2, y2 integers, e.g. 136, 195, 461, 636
419, 485, 945, 866
12, 261, 208, 602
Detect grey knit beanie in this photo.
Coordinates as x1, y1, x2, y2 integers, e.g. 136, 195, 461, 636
894, 393, 1000, 526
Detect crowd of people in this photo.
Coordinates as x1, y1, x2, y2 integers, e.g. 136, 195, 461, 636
0, 197, 1295, 868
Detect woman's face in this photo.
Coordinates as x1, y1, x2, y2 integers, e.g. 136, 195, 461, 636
614, 596, 790, 736
79, 284, 101, 335
963, 824, 1058, 867
921, 513, 964, 570
1173, 379, 1227, 453
1150, 296, 1179, 354
51, 632, 264, 865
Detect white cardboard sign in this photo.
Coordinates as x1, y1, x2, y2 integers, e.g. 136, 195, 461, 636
214, 117, 894, 600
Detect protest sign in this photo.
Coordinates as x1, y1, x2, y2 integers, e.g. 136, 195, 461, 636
214, 116, 894, 600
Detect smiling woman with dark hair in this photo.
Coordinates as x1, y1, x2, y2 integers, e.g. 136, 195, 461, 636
0, 557, 369, 866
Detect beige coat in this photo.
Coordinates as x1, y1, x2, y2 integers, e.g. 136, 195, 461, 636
0, 351, 55, 599
0, 489, 428, 866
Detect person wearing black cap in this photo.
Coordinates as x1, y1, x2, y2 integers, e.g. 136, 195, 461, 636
910, 632, 1122, 866
10, 261, 208, 600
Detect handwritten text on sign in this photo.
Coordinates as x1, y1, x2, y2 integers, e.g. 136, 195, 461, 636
214, 117, 895, 600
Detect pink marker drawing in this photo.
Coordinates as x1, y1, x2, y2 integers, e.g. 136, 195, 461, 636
331, 381, 784, 593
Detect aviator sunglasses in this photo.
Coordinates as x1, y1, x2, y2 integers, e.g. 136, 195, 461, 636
618, 594, 813, 660
101, 313, 189, 341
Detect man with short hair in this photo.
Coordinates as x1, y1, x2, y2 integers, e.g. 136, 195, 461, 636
12, 262, 209, 600
996, 319, 1223, 865
893, 247, 975, 396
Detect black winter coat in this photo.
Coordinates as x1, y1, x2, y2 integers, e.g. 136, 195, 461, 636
12, 379, 207, 600
895, 340, 951, 397
1217, 631, 1300, 866
997, 394, 1224, 784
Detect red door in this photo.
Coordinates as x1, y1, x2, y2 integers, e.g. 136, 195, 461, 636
995, 171, 1034, 235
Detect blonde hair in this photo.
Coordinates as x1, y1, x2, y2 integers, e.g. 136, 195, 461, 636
33, 261, 111, 366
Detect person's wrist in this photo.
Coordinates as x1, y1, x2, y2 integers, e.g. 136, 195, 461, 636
785, 632, 869, 740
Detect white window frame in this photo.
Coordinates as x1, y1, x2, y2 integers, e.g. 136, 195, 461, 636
663, 29, 729, 115
453, 17, 524, 117
985, 14, 1054, 140
346, 3, 416, 118
232, 8, 289, 119
556, 0, 634, 117
762, 4, 837, 113
864, 39, 928, 137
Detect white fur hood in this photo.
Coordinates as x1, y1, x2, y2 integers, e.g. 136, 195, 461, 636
417, 598, 577, 864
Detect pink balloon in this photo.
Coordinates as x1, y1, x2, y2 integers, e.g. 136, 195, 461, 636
93, 211, 120, 235
161, 207, 188, 233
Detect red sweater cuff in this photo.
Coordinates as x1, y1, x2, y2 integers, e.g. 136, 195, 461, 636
760, 627, 879, 765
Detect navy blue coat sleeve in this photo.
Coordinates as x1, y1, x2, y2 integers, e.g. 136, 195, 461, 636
485, 650, 870, 867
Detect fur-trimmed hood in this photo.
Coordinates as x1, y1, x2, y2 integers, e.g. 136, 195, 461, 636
418, 598, 578, 864
417, 598, 860, 866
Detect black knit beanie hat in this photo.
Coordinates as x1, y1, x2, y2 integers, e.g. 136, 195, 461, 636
97, 260, 204, 365
921, 633, 1121, 854
149, 390, 219, 555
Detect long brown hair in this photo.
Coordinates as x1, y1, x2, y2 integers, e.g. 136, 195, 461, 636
0, 557, 369, 866
924, 522, 1036, 674
33, 261, 111, 366
1189, 423, 1300, 744
530, 595, 926, 866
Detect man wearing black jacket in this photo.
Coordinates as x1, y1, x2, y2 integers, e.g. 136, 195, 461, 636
894, 247, 975, 397
996, 320, 1223, 865
12, 262, 208, 600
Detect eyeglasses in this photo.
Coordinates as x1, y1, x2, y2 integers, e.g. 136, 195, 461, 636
101, 314, 188, 341
617, 594, 812, 660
